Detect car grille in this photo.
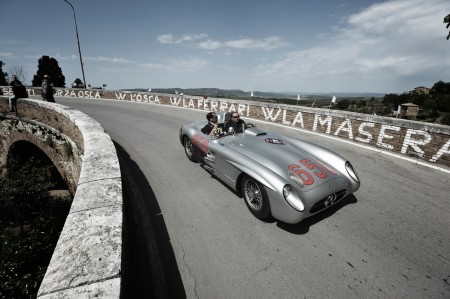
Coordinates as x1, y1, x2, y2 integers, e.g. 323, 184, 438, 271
310, 190, 347, 214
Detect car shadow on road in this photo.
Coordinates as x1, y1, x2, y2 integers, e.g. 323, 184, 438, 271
115, 141, 186, 299
276, 195, 358, 234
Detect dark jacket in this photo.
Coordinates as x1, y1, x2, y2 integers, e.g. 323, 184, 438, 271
201, 122, 214, 135
42, 80, 55, 102
224, 119, 246, 133
10, 79, 22, 97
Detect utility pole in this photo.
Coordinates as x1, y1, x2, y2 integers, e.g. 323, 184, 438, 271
64, 0, 86, 88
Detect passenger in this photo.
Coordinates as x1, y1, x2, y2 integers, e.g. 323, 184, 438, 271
201, 112, 223, 136
224, 112, 247, 133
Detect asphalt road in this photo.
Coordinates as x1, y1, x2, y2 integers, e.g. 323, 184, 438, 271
55, 97, 450, 299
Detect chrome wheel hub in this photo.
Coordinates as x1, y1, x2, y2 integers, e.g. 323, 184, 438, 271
244, 180, 262, 211
185, 139, 193, 155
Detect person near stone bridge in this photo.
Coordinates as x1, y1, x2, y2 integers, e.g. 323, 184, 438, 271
8, 75, 23, 112
41, 75, 55, 103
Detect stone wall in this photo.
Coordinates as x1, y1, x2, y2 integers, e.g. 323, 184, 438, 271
4, 86, 446, 166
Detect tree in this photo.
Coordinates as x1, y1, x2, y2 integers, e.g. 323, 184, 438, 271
440, 113, 450, 125
409, 93, 429, 106
336, 99, 351, 109
444, 13, 450, 40
72, 77, 84, 88
0, 61, 8, 86
31, 56, 65, 87
8, 65, 27, 85
356, 99, 367, 108
431, 80, 450, 95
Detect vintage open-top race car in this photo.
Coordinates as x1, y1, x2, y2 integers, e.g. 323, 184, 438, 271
179, 111, 360, 224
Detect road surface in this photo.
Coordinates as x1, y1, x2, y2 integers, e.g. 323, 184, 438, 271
56, 97, 450, 299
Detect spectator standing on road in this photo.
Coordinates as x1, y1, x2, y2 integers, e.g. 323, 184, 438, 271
224, 112, 247, 133
41, 75, 55, 103
8, 75, 22, 112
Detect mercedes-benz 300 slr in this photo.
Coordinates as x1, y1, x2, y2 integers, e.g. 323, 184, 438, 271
179, 111, 360, 224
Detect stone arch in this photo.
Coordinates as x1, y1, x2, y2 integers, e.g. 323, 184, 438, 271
2, 131, 76, 195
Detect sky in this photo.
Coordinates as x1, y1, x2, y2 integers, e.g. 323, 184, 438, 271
1, 0, 449, 94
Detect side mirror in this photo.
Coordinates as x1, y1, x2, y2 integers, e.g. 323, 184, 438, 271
228, 127, 235, 136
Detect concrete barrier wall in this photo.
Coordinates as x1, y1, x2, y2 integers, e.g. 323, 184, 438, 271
0, 97, 122, 298
3, 86, 447, 167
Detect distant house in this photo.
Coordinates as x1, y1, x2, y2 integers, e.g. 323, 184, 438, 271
396, 103, 419, 119
410, 86, 431, 95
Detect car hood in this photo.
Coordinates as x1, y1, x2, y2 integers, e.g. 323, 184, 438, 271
222, 129, 343, 191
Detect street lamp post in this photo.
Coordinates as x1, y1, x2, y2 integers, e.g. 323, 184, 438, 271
64, 0, 86, 88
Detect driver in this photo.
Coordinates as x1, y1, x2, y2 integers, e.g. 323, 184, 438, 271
225, 112, 247, 133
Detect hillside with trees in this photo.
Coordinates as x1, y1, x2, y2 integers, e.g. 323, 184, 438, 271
381, 81, 450, 125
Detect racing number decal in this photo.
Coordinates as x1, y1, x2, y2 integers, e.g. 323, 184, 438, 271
300, 159, 327, 178
192, 134, 209, 155
315, 160, 337, 175
288, 164, 314, 185
288, 159, 337, 186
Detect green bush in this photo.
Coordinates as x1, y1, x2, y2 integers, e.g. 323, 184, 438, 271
439, 113, 450, 125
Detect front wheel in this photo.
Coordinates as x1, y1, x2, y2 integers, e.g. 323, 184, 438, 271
241, 176, 271, 220
184, 136, 197, 162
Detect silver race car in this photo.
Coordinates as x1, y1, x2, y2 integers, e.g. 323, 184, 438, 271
179, 111, 360, 224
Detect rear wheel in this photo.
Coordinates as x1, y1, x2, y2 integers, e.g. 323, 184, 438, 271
241, 176, 271, 220
184, 136, 196, 162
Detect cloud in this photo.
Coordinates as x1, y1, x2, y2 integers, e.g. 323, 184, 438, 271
254, 0, 450, 92
0, 52, 13, 57
23, 54, 77, 61
24, 54, 42, 60
85, 56, 136, 64
157, 34, 174, 44
159, 33, 288, 51
198, 36, 288, 50
140, 57, 208, 72
225, 36, 288, 50
198, 39, 222, 50
157, 33, 208, 44
55, 54, 78, 60
199, 36, 288, 51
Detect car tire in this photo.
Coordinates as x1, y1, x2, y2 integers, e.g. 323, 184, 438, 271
184, 136, 197, 162
241, 176, 271, 220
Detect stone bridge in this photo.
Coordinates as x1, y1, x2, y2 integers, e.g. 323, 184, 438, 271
0, 97, 122, 298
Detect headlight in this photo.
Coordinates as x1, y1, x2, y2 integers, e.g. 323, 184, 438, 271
345, 161, 360, 183
288, 171, 304, 188
283, 184, 292, 198
283, 185, 304, 212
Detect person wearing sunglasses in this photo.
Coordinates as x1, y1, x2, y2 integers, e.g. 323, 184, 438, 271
225, 112, 247, 134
